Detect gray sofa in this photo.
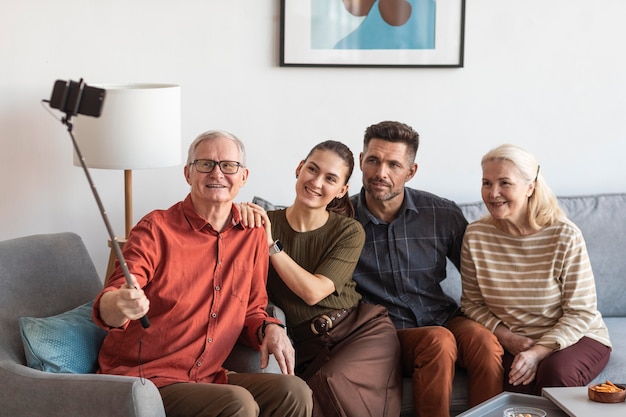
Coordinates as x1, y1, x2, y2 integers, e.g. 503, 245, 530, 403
0, 232, 282, 417
1, 193, 623, 416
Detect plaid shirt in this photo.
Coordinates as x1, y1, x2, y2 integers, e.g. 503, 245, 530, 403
351, 187, 467, 328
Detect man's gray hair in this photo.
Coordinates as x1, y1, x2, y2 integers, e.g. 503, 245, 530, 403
186, 130, 247, 166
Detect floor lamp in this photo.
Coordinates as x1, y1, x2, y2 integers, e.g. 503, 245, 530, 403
73, 84, 181, 281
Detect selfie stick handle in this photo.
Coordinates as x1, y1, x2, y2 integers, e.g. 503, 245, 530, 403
64, 117, 150, 329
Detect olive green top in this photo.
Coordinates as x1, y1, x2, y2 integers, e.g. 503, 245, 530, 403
267, 209, 365, 326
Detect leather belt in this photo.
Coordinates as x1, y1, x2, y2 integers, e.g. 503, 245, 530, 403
289, 307, 353, 341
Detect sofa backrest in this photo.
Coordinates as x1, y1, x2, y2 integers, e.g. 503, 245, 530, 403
0, 233, 102, 363
442, 193, 626, 318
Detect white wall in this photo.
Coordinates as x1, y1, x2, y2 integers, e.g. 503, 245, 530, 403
2, 0, 625, 279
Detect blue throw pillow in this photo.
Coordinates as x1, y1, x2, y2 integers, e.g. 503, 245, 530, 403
18, 301, 107, 374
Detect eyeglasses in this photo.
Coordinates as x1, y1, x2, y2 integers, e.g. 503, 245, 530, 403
191, 159, 241, 174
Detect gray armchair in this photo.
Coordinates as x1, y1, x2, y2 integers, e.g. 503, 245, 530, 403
0, 232, 281, 417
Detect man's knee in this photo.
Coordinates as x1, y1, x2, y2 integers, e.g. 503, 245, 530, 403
274, 374, 312, 401
222, 387, 259, 417
271, 375, 313, 416
422, 327, 457, 362
399, 327, 457, 366
160, 383, 259, 417
451, 317, 503, 360
399, 326, 455, 345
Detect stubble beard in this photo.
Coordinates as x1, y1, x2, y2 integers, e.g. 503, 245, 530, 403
364, 182, 401, 203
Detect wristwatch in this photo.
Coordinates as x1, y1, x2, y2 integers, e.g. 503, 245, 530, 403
269, 240, 283, 256
261, 320, 286, 337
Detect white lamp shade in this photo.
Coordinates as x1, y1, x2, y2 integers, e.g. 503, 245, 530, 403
73, 84, 181, 169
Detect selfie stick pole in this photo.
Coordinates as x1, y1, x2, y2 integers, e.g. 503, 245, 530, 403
61, 109, 150, 329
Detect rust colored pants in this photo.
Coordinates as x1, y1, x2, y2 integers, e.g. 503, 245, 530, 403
397, 316, 504, 417
295, 302, 402, 417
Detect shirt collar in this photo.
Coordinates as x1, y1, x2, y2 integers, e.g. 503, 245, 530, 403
182, 195, 243, 232
354, 187, 419, 226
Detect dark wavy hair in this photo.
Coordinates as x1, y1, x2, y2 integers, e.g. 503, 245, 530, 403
363, 120, 420, 164
303, 140, 356, 218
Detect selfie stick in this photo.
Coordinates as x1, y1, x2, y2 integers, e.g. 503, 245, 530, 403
56, 80, 150, 329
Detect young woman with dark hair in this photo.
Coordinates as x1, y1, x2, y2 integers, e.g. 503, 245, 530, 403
242, 140, 402, 417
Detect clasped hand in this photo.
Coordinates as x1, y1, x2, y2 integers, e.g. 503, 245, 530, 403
496, 325, 554, 386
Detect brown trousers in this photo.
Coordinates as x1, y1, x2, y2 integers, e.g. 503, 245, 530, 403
397, 316, 504, 417
502, 336, 611, 395
294, 302, 402, 417
159, 372, 312, 417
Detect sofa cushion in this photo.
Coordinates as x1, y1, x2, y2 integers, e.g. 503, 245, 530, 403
252, 196, 286, 211
441, 201, 487, 304
556, 194, 626, 317
591, 317, 626, 384
18, 301, 106, 374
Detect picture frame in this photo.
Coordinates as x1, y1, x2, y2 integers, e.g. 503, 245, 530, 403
280, 0, 466, 68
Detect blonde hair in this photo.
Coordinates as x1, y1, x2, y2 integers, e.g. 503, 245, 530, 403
481, 144, 566, 230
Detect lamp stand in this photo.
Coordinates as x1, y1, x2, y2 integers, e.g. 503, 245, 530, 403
105, 169, 133, 282
124, 169, 133, 238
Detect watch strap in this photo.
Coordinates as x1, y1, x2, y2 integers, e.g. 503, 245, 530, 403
269, 239, 283, 256
261, 320, 286, 337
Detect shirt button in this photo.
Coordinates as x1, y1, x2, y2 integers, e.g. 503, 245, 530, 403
211, 312, 217, 318
215, 285, 221, 291
207, 338, 213, 343
196, 361, 202, 367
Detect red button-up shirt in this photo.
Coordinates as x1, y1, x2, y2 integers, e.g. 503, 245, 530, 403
93, 195, 277, 387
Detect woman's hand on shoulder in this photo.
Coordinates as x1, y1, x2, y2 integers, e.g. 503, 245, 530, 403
236, 202, 273, 242
236, 202, 268, 228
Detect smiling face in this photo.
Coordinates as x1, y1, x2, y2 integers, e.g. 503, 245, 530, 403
294, 149, 350, 210
481, 159, 535, 229
184, 136, 248, 208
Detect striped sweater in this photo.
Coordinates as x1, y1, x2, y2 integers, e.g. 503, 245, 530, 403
460, 218, 611, 350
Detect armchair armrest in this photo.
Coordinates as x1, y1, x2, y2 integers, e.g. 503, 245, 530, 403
266, 302, 286, 323
0, 360, 165, 417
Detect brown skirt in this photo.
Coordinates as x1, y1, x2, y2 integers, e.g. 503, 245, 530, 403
294, 301, 402, 417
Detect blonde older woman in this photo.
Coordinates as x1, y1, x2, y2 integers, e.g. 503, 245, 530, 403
460, 144, 611, 395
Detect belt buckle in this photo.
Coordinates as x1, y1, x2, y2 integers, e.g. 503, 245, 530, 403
310, 314, 333, 335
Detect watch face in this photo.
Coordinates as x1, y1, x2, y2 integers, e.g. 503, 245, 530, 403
270, 240, 283, 255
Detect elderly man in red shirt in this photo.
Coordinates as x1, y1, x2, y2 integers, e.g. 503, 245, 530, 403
93, 130, 312, 417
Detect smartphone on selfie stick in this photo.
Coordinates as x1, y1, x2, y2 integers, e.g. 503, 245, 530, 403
47, 78, 150, 329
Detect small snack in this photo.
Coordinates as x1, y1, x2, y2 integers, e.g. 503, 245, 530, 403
502, 406, 546, 417
590, 380, 625, 393
588, 380, 626, 403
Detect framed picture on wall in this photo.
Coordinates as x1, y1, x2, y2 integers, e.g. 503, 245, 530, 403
280, 0, 466, 68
